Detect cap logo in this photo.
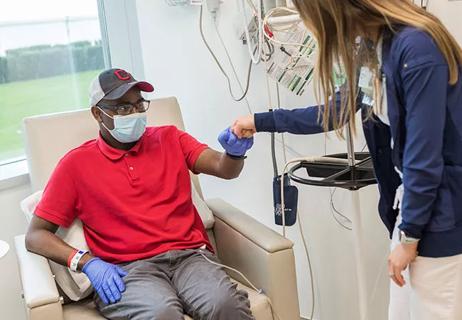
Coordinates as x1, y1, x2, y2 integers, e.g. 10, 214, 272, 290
114, 69, 131, 81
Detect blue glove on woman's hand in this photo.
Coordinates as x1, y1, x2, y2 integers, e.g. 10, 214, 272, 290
82, 257, 128, 305
218, 127, 254, 157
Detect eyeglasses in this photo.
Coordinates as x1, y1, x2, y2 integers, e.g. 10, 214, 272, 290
98, 98, 150, 116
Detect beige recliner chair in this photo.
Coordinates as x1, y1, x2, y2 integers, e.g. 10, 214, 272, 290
14, 97, 300, 320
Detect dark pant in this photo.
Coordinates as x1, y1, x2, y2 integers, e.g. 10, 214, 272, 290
94, 248, 255, 320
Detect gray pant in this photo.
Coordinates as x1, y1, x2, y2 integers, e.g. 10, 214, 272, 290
94, 248, 255, 320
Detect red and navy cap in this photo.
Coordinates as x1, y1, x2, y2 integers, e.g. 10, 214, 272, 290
89, 68, 154, 106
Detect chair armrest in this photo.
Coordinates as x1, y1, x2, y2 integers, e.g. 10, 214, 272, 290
206, 198, 300, 320
205, 198, 293, 253
14, 235, 64, 320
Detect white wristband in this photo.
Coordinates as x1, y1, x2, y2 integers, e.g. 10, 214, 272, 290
70, 250, 88, 272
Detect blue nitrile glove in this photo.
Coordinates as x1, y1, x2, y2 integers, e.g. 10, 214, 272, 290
82, 257, 128, 305
218, 127, 254, 157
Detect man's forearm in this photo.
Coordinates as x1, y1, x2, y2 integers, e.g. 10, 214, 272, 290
25, 228, 93, 271
218, 153, 245, 179
194, 149, 245, 179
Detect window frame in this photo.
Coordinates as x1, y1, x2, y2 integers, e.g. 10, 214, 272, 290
0, 0, 145, 185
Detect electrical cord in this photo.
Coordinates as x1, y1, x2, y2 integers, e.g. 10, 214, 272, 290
265, 62, 279, 178
265, 68, 279, 178
262, 38, 275, 62
327, 142, 368, 230
265, 60, 288, 175
297, 209, 316, 320
264, 66, 289, 179
324, 135, 353, 230
199, 4, 253, 112
213, 19, 254, 111
270, 130, 278, 177
329, 188, 353, 230
198, 252, 282, 320
281, 157, 317, 320
275, 82, 288, 164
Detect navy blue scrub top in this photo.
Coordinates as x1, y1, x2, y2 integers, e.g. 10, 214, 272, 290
255, 27, 462, 258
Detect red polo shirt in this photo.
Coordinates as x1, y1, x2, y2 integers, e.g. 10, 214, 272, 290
35, 126, 212, 263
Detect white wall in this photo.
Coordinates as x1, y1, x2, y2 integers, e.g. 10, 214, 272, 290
133, 1, 389, 319
428, 0, 462, 45
0, 181, 31, 320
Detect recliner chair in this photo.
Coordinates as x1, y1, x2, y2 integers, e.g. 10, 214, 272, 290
14, 97, 300, 320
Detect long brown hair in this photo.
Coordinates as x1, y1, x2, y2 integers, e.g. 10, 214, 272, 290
292, 0, 462, 136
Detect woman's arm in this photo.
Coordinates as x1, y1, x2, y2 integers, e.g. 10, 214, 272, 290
397, 31, 449, 239
233, 89, 362, 138
254, 104, 336, 135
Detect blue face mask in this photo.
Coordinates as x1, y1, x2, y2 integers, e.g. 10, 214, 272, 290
99, 108, 147, 143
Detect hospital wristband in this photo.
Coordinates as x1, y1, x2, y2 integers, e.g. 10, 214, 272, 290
67, 249, 78, 269
69, 250, 89, 272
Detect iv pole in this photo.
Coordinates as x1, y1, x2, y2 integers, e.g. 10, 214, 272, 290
346, 125, 369, 320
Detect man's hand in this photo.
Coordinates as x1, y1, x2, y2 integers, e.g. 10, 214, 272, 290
218, 127, 253, 157
193, 128, 253, 179
82, 257, 128, 305
231, 114, 256, 138
388, 242, 418, 287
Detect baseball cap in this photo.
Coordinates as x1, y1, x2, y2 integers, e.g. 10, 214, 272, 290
89, 68, 154, 106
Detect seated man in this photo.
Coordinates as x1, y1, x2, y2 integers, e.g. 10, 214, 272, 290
25, 68, 255, 320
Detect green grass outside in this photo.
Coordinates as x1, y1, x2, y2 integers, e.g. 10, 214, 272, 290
0, 70, 102, 161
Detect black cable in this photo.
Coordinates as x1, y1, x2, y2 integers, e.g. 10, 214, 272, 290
199, 5, 253, 103
269, 109, 279, 178
329, 188, 353, 230
276, 82, 281, 107
268, 46, 279, 178
328, 143, 368, 230
261, 38, 275, 62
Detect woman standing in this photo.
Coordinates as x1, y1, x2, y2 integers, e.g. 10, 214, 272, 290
231, 1, 462, 319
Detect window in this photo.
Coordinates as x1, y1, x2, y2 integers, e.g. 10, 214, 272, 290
0, 0, 109, 162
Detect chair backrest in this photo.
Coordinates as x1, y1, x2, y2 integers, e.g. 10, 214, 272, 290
23, 96, 204, 197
